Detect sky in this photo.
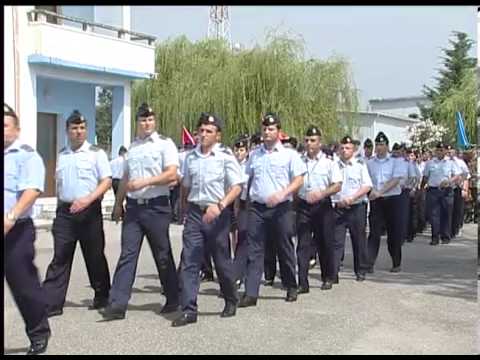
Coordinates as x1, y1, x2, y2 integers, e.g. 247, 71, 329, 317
131, 6, 477, 110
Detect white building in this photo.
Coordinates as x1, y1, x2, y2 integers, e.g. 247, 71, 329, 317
4, 6, 156, 216
340, 96, 430, 147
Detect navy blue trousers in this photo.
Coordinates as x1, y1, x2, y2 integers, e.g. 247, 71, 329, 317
426, 187, 454, 241
109, 197, 179, 310
367, 195, 402, 268
244, 201, 297, 297
5, 219, 50, 342
296, 198, 337, 287
333, 203, 369, 276
43, 200, 110, 310
180, 205, 238, 314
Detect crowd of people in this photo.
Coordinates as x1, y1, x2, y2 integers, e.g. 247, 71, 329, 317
4, 102, 477, 354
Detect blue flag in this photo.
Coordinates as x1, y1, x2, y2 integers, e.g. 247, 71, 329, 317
455, 111, 470, 150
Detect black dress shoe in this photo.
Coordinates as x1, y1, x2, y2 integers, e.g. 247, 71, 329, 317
26, 335, 50, 355
88, 297, 109, 310
389, 266, 401, 273
238, 295, 257, 308
47, 308, 63, 318
297, 286, 310, 294
263, 279, 274, 286
160, 303, 179, 314
100, 305, 126, 321
285, 289, 297, 302
430, 239, 439, 245
333, 275, 339, 284
200, 272, 214, 282
220, 302, 237, 318
356, 273, 366, 282
366, 267, 374, 274
171, 313, 197, 327
321, 281, 333, 290
441, 238, 450, 244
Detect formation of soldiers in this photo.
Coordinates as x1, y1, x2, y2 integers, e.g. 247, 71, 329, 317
4, 102, 476, 354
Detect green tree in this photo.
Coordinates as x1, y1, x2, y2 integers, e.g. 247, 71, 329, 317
132, 31, 358, 146
95, 87, 112, 154
421, 31, 477, 144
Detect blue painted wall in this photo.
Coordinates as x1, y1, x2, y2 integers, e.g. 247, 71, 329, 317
36, 77, 96, 148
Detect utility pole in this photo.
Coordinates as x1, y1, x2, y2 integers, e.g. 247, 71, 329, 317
207, 6, 232, 48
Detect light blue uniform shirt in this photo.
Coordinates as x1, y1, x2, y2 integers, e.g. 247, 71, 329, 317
4, 140, 45, 218
393, 157, 410, 188
298, 151, 342, 201
367, 155, 404, 197
126, 131, 179, 199
332, 157, 372, 205
56, 140, 111, 202
182, 143, 244, 207
238, 159, 249, 201
110, 156, 126, 179
423, 157, 461, 187
246, 141, 307, 204
451, 156, 470, 187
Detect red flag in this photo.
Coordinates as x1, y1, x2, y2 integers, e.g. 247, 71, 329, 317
182, 126, 196, 146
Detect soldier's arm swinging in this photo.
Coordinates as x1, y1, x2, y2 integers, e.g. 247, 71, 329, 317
4, 189, 42, 235
112, 172, 129, 222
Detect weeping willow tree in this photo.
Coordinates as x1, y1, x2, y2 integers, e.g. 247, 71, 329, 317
132, 31, 358, 145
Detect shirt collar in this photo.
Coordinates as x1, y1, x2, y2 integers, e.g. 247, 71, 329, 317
374, 154, 390, 162
339, 157, 353, 166
303, 150, 323, 162
67, 140, 91, 153
193, 143, 218, 157
135, 131, 159, 143
261, 141, 284, 153
4, 139, 22, 153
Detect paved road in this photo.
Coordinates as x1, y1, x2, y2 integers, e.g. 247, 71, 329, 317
4, 222, 478, 355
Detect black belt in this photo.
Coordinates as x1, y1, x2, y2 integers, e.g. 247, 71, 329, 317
126, 196, 169, 206
332, 202, 364, 209
189, 202, 216, 213
239, 199, 248, 209
428, 187, 452, 190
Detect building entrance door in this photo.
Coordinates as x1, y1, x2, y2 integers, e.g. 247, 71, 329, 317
37, 112, 57, 197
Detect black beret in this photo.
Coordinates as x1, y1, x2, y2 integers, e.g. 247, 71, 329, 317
375, 131, 389, 144
340, 135, 354, 144
234, 134, 249, 148
250, 132, 263, 145
363, 138, 373, 148
67, 110, 86, 123
289, 137, 298, 148
352, 139, 361, 146
262, 112, 280, 127
392, 143, 401, 151
136, 103, 155, 118
197, 112, 224, 131
305, 125, 321, 137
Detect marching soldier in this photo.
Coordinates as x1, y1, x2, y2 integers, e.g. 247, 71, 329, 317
421, 143, 462, 245
4, 103, 51, 355
239, 113, 306, 307
366, 132, 405, 273
331, 136, 372, 282
101, 103, 180, 320
296, 126, 342, 292
363, 138, 374, 161
43, 110, 112, 316
447, 147, 470, 238
391, 143, 412, 244
172, 113, 244, 327
232, 135, 251, 286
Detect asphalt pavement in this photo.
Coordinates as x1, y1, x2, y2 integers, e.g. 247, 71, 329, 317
4, 222, 478, 355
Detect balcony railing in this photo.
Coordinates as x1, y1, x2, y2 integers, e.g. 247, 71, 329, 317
27, 9, 156, 46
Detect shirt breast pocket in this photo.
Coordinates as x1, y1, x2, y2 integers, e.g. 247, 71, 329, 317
270, 159, 288, 180
77, 161, 94, 179
206, 162, 223, 182
4, 165, 18, 191
144, 150, 161, 171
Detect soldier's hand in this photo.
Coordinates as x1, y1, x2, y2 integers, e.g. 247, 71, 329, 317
4, 216, 14, 236
203, 204, 221, 224
112, 203, 124, 223
127, 178, 148, 192
368, 190, 380, 201
266, 191, 286, 207
462, 189, 469, 200
439, 180, 449, 188
70, 196, 92, 214
306, 190, 323, 204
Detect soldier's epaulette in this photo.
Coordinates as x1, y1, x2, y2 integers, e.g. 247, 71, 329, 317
59, 147, 67, 154
356, 158, 364, 165
20, 144, 34, 152
158, 134, 167, 140
219, 144, 233, 155
89, 145, 101, 152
